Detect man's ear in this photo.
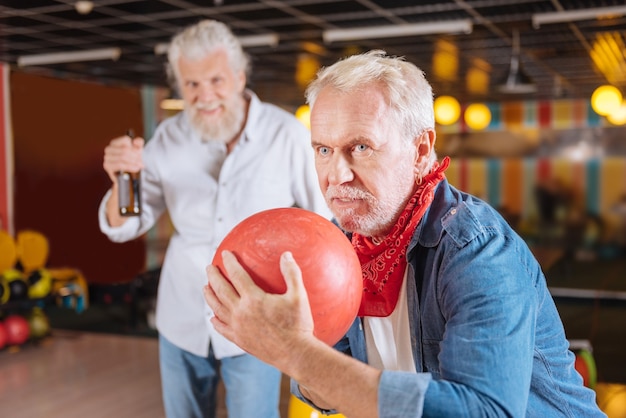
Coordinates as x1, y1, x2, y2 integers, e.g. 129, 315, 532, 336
236, 70, 247, 93
414, 129, 436, 168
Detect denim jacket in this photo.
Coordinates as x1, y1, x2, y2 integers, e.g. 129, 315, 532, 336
293, 179, 605, 417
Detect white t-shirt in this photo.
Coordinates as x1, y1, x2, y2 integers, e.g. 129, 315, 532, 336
363, 267, 416, 372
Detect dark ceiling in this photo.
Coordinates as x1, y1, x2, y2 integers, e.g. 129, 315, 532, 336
2, 0, 626, 107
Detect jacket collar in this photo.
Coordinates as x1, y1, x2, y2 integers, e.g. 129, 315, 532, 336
409, 179, 451, 252
240, 89, 262, 144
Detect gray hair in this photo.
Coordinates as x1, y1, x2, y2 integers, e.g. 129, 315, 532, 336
166, 20, 250, 89
306, 50, 437, 166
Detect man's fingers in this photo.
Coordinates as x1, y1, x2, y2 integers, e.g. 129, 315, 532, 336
279, 251, 306, 295
219, 250, 261, 296
203, 268, 224, 312
205, 263, 239, 307
131, 137, 145, 149
203, 282, 234, 340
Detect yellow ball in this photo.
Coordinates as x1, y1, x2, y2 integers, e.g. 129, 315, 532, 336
0, 278, 8, 304
288, 395, 346, 418
28, 307, 50, 339
27, 268, 53, 299
0, 230, 17, 271
2, 269, 28, 301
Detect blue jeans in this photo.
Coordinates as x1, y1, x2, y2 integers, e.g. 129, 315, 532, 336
159, 334, 281, 418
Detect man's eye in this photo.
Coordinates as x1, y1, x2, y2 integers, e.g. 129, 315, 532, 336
318, 146, 330, 156
354, 144, 369, 152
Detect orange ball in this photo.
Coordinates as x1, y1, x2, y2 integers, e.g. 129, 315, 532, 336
213, 208, 362, 346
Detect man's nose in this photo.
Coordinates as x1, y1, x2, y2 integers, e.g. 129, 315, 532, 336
327, 155, 354, 185
197, 82, 217, 102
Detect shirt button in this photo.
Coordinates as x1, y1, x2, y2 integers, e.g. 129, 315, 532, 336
217, 217, 223, 222
450, 208, 457, 215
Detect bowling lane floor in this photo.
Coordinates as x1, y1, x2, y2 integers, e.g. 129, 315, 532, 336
0, 330, 293, 418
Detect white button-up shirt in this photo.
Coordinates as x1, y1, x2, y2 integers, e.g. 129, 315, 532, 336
99, 90, 331, 358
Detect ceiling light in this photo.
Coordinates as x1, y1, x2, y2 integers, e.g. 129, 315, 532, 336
466, 58, 491, 95
323, 20, 472, 43
295, 105, 311, 130
160, 99, 184, 111
74, 1, 94, 15
154, 33, 279, 55
432, 39, 459, 82
238, 33, 279, 48
497, 30, 536, 94
607, 102, 626, 125
434, 96, 461, 125
590, 32, 626, 85
17, 47, 121, 67
532, 5, 626, 28
464, 103, 492, 131
591, 85, 622, 116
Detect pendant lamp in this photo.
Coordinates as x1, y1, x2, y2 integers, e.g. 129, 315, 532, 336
497, 29, 537, 94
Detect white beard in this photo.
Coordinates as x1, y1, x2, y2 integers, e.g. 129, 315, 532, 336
189, 97, 246, 144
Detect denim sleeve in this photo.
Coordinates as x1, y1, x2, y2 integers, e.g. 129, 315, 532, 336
378, 371, 432, 418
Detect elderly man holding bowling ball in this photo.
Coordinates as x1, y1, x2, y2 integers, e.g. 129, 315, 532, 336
204, 51, 606, 417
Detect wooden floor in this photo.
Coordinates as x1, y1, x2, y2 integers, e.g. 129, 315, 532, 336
0, 330, 291, 418
1, 329, 622, 417
0, 331, 164, 418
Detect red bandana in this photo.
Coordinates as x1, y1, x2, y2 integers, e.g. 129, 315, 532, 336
353, 157, 450, 317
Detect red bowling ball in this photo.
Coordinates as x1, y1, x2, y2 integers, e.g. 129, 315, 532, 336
4, 314, 30, 346
213, 207, 362, 346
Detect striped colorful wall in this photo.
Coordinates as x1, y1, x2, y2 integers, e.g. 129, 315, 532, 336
446, 157, 626, 232
438, 98, 604, 133
440, 98, 625, 241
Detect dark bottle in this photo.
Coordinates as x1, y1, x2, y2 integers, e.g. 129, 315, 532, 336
117, 129, 141, 216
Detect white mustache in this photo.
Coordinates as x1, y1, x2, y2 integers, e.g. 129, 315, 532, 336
326, 186, 373, 201
194, 103, 220, 112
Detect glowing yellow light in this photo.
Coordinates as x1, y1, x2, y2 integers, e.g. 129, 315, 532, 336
464, 103, 492, 130
160, 98, 184, 110
434, 96, 461, 125
466, 67, 488, 93
295, 54, 320, 90
607, 101, 626, 125
295, 105, 311, 129
432, 39, 459, 82
591, 85, 623, 116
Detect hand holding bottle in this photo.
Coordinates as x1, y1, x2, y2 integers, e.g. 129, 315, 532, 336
103, 130, 145, 216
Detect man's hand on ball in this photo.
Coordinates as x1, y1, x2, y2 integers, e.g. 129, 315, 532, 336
204, 250, 316, 365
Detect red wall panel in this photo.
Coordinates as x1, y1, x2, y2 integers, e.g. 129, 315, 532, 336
10, 72, 145, 284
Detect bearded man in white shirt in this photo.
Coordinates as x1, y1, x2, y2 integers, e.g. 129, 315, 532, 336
99, 19, 331, 418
